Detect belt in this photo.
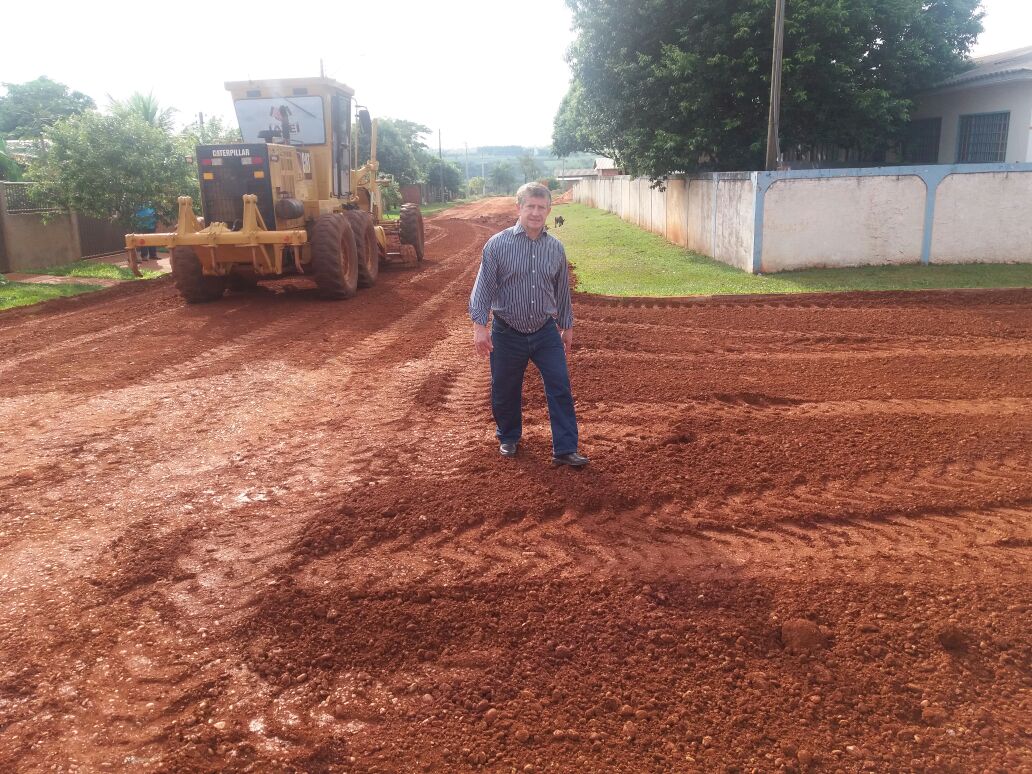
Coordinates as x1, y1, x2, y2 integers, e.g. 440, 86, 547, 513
493, 315, 552, 336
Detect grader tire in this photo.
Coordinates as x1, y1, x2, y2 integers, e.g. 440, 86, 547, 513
171, 246, 227, 303
311, 213, 359, 299
345, 210, 379, 288
399, 204, 425, 261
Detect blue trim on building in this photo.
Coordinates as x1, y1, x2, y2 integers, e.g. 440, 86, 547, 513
749, 162, 1032, 273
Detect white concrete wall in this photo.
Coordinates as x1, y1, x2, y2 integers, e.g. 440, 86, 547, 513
714, 178, 757, 272
573, 166, 1032, 274
650, 185, 666, 237
573, 174, 756, 270
931, 171, 1032, 263
913, 81, 1032, 164
665, 179, 688, 246
685, 177, 715, 257
635, 179, 651, 230
761, 176, 926, 272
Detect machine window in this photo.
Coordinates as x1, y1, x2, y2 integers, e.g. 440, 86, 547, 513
234, 97, 326, 145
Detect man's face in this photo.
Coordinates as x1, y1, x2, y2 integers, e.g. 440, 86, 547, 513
517, 195, 551, 233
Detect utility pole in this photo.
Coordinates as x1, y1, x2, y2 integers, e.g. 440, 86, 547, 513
438, 129, 444, 203
482, 160, 486, 196
464, 142, 469, 197
765, 0, 786, 171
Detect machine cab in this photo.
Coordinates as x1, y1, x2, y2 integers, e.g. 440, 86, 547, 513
225, 77, 355, 202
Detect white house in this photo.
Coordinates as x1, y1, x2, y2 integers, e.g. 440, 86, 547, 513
909, 45, 1032, 164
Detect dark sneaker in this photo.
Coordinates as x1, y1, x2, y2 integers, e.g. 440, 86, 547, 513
552, 452, 589, 467
499, 442, 518, 457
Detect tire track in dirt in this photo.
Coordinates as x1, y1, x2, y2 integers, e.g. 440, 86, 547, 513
581, 320, 1032, 356
581, 314, 1029, 344
0, 304, 183, 379
580, 288, 1032, 312
0, 278, 177, 336
4, 200, 1031, 773
577, 345, 1032, 366
40, 214, 502, 762
108, 217, 489, 600
0, 215, 487, 604
0, 218, 493, 770
581, 395, 1032, 418
297, 498, 1031, 595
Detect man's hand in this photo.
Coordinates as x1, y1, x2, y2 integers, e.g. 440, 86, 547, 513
473, 323, 493, 358
560, 327, 573, 355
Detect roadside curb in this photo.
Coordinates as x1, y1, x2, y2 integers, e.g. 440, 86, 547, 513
3, 273, 122, 287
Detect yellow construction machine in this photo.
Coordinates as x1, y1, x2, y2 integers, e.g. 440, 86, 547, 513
126, 77, 425, 302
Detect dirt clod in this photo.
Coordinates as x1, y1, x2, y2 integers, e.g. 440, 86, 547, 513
936, 625, 969, 652
781, 619, 828, 654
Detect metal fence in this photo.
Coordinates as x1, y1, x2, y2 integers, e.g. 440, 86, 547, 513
1, 181, 63, 214
0, 182, 129, 269
77, 214, 127, 258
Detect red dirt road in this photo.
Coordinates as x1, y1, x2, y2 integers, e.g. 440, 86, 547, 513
1, 197, 1030, 773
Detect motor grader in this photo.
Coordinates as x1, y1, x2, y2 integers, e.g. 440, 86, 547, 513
125, 76, 425, 302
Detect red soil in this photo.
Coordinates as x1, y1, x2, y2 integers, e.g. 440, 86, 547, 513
0, 197, 1029, 773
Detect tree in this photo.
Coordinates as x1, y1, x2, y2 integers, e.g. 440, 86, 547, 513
517, 153, 541, 183
29, 112, 196, 227
180, 114, 241, 146
552, 79, 623, 165
0, 138, 22, 180
109, 91, 177, 132
380, 178, 403, 211
489, 162, 516, 194
467, 176, 485, 197
357, 117, 432, 185
425, 158, 464, 200
0, 76, 95, 140
555, 0, 983, 176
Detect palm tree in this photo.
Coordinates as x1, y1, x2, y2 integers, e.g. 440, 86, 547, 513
108, 91, 176, 132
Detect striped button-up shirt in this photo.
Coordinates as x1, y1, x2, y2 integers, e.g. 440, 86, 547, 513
469, 221, 574, 333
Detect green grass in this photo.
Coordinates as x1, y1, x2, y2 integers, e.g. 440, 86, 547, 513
419, 198, 470, 216
29, 260, 161, 281
383, 198, 471, 221
553, 202, 1032, 296
0, 281, 104, 311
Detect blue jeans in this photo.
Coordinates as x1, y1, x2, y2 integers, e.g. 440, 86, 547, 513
490, 317, 579, 456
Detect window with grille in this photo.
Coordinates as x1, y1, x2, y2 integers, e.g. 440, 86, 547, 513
903, 118, 941, 164
956, 112, 1009, 163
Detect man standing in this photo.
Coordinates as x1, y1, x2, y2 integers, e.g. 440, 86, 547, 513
469, 182, 589, 467
132, 204, 158, 261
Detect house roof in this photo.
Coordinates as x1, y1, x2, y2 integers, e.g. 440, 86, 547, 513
933, 45, 1032, 90
594, 157, 618, 170
556, 169, 597, 179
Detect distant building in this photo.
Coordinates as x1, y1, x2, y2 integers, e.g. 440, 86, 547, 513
555, 157, 623, 191
555, 168, 597, 191
907, 45, 1032, 164
593, 157, 622, 176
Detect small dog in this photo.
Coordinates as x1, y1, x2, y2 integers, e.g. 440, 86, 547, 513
554, 215, 565, 228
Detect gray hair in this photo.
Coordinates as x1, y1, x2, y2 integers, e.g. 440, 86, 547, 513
516, 182, 551, 207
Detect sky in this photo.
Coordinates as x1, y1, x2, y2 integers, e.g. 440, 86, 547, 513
0, 0, 1028, 151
